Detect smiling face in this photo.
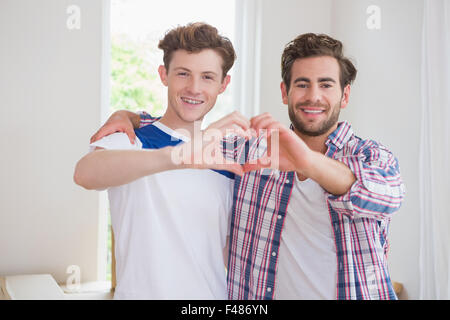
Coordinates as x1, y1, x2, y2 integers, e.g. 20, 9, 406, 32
159, 49, 230, 127
281, 56, 350, 137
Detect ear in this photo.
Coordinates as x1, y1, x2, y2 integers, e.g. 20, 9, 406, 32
280, 81, 289, 105
340, 84, 351, 109
158, 65, 168, 87
218, 74, 231, 94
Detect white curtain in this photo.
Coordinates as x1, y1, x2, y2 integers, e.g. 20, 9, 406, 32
233, 0, 262, 118
419, 0, 450, 300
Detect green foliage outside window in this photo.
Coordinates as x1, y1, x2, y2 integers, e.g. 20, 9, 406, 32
110, 35, 166, 115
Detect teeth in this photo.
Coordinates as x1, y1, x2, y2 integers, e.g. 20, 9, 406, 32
302, 109, 324, 114
182, 97, 203, 105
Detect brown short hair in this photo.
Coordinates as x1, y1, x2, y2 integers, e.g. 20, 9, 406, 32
281, 33, 357, 92
158, 22, 236, 79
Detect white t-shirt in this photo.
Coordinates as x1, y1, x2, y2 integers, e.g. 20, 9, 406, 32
274, 174, 337, 300
90, 122, 234, 299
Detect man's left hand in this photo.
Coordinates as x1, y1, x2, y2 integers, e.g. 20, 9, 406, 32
242, 113, 313, 176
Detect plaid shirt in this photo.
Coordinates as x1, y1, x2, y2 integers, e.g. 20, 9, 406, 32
226, 121, 405, 300
139, 113, 405, 300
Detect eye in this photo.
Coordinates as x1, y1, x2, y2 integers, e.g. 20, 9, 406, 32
296, 83, 308, 88
177, 72, 189, 77
321, 83, 333, 88
203, 75, 215, 81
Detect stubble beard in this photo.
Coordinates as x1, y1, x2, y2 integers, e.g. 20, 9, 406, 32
288, 100, 341, 137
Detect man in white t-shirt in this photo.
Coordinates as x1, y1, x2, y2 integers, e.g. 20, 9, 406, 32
74, 23, 250, 299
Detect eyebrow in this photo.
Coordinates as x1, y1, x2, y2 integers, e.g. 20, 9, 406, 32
203, 71, 219, 77
293, 77, 336, 83
173, 67, 219, 77
318, 77, 336, 83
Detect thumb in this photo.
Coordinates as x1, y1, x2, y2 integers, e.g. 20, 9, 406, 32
225, 163, 244, 177
241, 157, 272, 172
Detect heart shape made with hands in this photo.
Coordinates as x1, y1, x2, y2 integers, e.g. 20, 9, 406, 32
177, 112, 311, 175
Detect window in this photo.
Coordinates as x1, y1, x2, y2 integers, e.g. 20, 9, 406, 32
106, 0, 237, 283
110, 0, 236, 126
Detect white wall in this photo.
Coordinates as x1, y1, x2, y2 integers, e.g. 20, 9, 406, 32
0, 0, 110, 283
256, 0, 423, 299
331, 0, 424, 300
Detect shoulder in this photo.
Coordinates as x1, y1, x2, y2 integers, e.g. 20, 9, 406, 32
89, 132, 142, 151
138, 111, 161, 128
135, 124, 184, 149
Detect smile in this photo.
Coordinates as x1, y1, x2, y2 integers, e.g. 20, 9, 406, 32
181, 97, 204, 105
300, 108, 325, 114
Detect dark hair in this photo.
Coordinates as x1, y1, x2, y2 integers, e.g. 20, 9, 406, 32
158, 22, 236, 79
281, 33, 357, 92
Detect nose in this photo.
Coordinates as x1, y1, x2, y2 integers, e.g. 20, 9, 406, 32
304, 85, 321, 104
187, 76, 202, 95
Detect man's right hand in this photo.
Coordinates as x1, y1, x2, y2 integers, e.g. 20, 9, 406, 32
173, 111, 252, 176
205, 110, 252, 139
90, 110, 140, 144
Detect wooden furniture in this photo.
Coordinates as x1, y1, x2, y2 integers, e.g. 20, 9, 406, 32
111, 227, 116, 291
393, 281, 403, 297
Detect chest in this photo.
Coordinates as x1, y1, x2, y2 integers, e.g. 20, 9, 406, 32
286, 177, 331, 231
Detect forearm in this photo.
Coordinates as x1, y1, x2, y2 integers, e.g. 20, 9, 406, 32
326, 146, 405, 219
74, 147, 181, 190
303, 151, 356, 196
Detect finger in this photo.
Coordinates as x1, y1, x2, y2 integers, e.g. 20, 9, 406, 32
227, 111, 250, 126
90, 132, 98, 144
243, 128, 255, 140
241, 163, 266, 173
224, 163, 244, 177
249, 112, 271, 122
93, 129, 113, 142
251, 118, 274, 137
217, 118, 250, 135
232, 112, 251, 130
246, 127, 258, 139
126, 130, 137, 145
211, 111, 251, 133
96, 125, 130, 143
201, 160, 244, 177
242, 164, 260, 172
221, 125, 253, 140
253, 120, 280, 139
242, 157, 272, 172
89, 129, 108, 143
251, 114, 275, 131
250, 113, 272, 130
263, 121, 283, 140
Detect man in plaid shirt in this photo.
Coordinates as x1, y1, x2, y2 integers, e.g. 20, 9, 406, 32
225, 33, 405, 300
92, 33, 405, 300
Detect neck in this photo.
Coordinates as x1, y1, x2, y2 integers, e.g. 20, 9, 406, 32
293, 124, 338, 154
158, 108, 203, 137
